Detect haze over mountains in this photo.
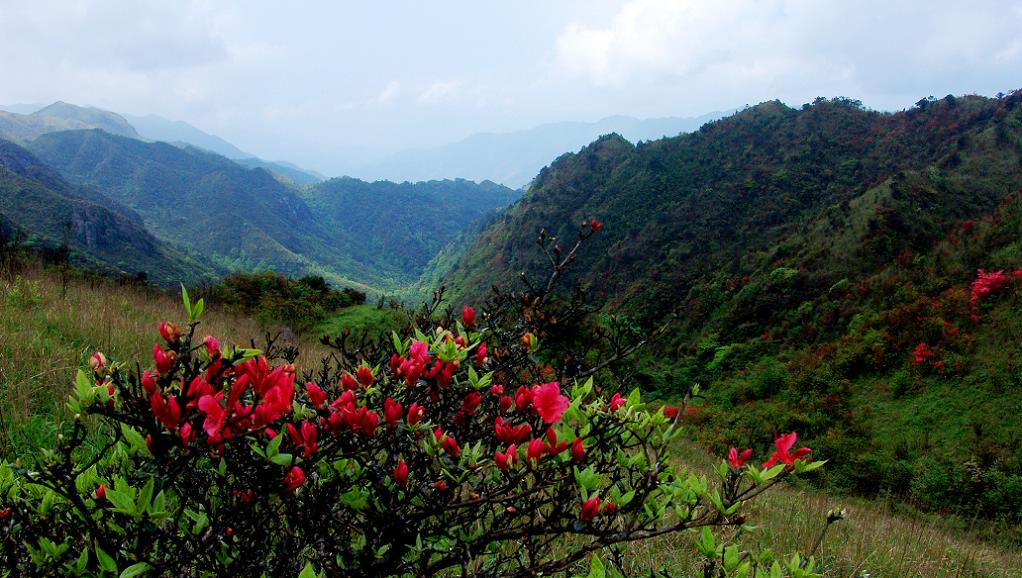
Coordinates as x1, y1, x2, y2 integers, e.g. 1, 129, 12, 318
345, 112, 726, 188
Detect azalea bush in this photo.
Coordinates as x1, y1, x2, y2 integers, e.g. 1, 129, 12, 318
0, 222, 828, 577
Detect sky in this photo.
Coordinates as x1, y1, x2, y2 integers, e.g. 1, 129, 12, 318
1, 0, 1021, 174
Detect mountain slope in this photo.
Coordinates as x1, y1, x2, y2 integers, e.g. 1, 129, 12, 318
441, 92, 1022, 514
0, 139, 214, 284
25, 129, 370, 284
300, 177, 519, 286
353, 113, 724, 187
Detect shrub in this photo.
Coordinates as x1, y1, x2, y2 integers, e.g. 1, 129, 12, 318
0, 225, 828, 577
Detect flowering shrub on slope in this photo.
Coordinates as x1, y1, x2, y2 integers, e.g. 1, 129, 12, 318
0, 223, 825, 577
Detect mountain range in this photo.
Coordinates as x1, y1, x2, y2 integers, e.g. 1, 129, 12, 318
18, 128, 515, 291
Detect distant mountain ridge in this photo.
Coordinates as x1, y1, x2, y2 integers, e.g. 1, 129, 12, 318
0, 101, 139, 143
350, 112, 726, 187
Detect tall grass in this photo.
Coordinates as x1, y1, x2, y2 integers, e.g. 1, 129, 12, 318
0, 263, 335, 454
1, 264, 1020, 576
615, 445, 1022, 578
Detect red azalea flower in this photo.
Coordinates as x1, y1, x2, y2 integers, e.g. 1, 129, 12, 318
159, 321, 180, 344
141, 370, 157, 395
282, 466, 305, 493
357, 366, 375, 387
608, 392, 626, 412
341, 373, 357, 391
520, 332, 535, 350
571, 438, 585, 462
544, 427, 569, 456
489, 384, 504, 397
663, 405, 679, 420
384, 397, 403, 429
762, 432, 811, 469
728, 447, 752, 469
526, 437, 546, 464
442, 434, 461, 458
89, 352, 106, 373
153, 344, 176, 375
95, 484, 107, 502
462, 305, 476, 327
300, 420, 318, 457
475, 342, 488, 367
306, 382, 327, 408
180, 422, 195, 446
393, 459, 409, 488
532, 382, 569, 424
495, 417, 532, 444
151, 390, 182, 431
602, 500, 617, 515
460, 392, 482, 416
590, 219, 602, 233
407, 402, 424, 426
203, 335, 220, 358
499, 395, 513, 413
409, 340, 430, 365
514, 386, 533, 412
494, 444, 516, 471
580, 496, 601, 524
197, 394, 224, 437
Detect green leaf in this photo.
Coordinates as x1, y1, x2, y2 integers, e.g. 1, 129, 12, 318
586, 554, 606, 578
119, 563, 152, 578
96, 546, 117, 575
723, 545, 740, 572
266, 432, 284, 457
192, 298, 204, 320
297, 562, 319, 578
391, 331, 404, 355
695, 526, 716, 557
105, 488, 136, 515
270, 453, 294, 466
180, 283, 192, 319
626, 387, 641, 407
136, 479, 154, 517
795, 459, 827, 475
121, 425, 150, 457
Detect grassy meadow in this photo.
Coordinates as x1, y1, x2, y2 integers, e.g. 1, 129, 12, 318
1, 263, 1020, 577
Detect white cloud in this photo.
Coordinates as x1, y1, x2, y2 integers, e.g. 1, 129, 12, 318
554, 0, 1022, 108
375, 80, 401, 105
417, 80, 462, 105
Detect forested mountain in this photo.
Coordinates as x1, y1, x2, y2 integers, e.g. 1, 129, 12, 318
352, 112, 724, 187
0, 139, 214, 283
301, 177, 518, 281
22, 129, 518, 292
442, 92, 1022, 517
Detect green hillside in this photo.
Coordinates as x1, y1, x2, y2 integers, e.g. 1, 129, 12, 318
300, 177, 518, 288
0, 139, 214, 284
442, 91, 1022, 525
